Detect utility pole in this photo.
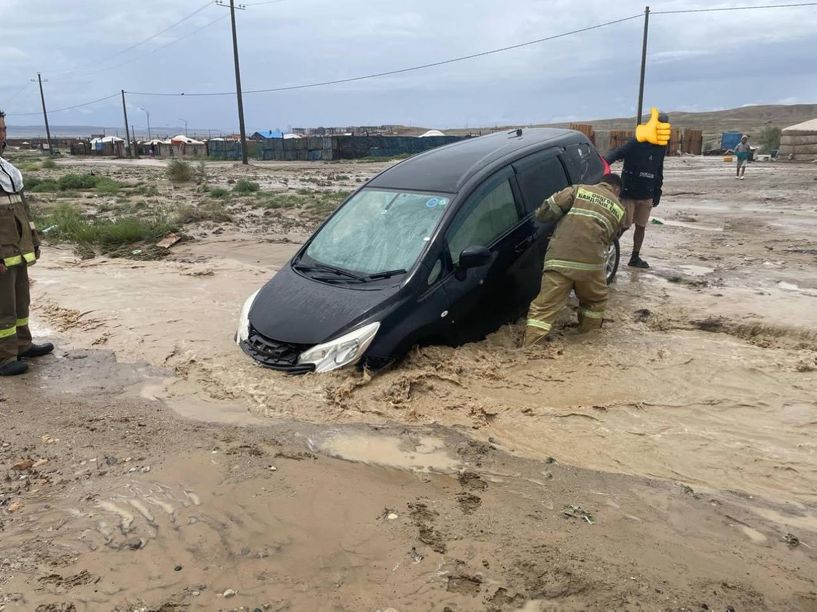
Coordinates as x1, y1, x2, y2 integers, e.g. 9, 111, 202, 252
218, 0, 248, 164
138, 106, 151, 140
121, 90, 132, 158
35, 73, 54, 156
636, 5, 650, 127
178, 118, 188, 136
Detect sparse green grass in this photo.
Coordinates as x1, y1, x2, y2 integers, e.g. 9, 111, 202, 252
36, 204, 178, 250
20, 162, 42, 172
27, 178, 60, 192
209, 187, 230, 199
42, 158, 57, 169
136, 184, 160, 197
175, 200, 233, 224
167, 159, 193, 183
58, 173, 99, 190
257, 189, 350, 219
95, 177, 121, 194
233, 179, 260, 194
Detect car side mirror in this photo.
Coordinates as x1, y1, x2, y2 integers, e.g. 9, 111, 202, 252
458, 246, 491, 273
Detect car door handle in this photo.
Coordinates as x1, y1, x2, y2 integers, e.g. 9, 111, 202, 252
514, 236, 535, 253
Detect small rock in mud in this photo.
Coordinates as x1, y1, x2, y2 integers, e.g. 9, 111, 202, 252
12, 458, 34, 471
223, 588, 237, 598
633, 309, 652, 322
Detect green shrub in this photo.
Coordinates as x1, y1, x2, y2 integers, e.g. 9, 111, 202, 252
20, 162, 41, 172
95, 177, 121, 194
27, 178, 59, 192
233, 179, 260, 194
175, 201, 233, 224
758, 126, 782, 154
167, 159, 193, 183
58, 173, 98, 190
209, 187, 230, 199
42, 158, 57, 169
37, 204, 177, 248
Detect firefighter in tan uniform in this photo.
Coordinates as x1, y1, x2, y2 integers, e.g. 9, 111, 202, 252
0, 110, 54, 376
524, 173, 624, 347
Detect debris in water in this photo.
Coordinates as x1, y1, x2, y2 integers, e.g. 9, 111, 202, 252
11, 459, 34, 471
156, 233, 181, 249
563, 505, 595, 525
784, 533, 800, 547
223, 588, 237, 598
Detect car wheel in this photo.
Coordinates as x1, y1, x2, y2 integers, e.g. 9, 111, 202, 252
606, 239, 620, 284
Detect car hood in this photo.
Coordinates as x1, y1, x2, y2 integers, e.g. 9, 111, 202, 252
249, 264, 400, 345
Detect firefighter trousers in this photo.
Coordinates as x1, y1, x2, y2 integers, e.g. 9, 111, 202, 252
524, 267, 607, 347
0, 263, 32, 366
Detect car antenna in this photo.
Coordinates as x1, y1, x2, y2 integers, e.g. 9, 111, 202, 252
507, 128, 523, 137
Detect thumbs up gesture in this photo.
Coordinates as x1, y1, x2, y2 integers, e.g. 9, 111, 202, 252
635, 107, 671, 146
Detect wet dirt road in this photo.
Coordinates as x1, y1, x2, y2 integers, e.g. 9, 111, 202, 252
2, 156, 817, 610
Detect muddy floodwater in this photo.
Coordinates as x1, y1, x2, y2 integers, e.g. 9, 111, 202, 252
2, 156, 817, 610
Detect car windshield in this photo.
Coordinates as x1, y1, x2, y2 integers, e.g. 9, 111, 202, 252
303, 188, 451, 276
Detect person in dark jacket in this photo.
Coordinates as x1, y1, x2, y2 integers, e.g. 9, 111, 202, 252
605, 110, 669, 269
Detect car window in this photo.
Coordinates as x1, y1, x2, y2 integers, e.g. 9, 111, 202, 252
514, 154, 570, 214
564, 142, 603, 183
446, 175, 519, 265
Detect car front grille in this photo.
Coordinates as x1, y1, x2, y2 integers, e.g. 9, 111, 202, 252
242, 326, 315, 373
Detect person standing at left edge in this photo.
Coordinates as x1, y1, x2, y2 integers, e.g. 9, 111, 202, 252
0, 109, 54, 376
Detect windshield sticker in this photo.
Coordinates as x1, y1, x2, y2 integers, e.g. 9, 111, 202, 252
425, 197, 448, 209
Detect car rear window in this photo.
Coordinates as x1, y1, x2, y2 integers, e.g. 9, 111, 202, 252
563, 142, 604, 184
513, 153, 570, 215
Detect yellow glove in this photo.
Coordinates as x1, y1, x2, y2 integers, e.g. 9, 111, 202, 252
635, 107, 671, 146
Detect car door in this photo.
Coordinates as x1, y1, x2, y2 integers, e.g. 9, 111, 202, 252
439, 166, 529, 342
511, 149, 571, 304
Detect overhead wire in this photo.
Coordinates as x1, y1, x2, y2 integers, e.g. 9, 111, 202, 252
51, 13, 229, 83
48, 0, 217, 78
127, 13, 644, 97
652, 2, 817, 14
5, 93, 120, 117
1, 82, 33, 107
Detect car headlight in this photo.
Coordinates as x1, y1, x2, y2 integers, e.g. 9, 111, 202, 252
235, 289, 260, 345
298, 322, 380, 373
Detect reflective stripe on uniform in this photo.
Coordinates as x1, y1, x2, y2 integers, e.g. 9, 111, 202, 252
576, 188, 625, 221
0, 326, 17, 339
545, 258, 605, 272
16, 318, 29, 327
526, 319, 552, 332
567, 207, 614, 236
580, 309, 604, 319
2, 252, 36, 267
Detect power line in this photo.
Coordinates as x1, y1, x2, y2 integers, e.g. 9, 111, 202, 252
52, 13, 229, 83
1, 82, 32, 107
5, 93, 119, 117
49, 1, 217, 78
653, 2, 817, 14
127, 13, 644, 97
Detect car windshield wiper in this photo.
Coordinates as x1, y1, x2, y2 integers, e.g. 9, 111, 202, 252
363, 269, 407, 281
294, 262, 366, 281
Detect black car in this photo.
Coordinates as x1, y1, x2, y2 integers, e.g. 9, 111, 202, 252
237, 128, 619, 373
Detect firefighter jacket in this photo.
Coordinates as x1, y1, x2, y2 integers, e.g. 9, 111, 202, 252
604, 138, 665, 204
535, 182, 624, 274
0, 156, 38, 268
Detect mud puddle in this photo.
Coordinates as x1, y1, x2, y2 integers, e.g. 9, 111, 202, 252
318, 431, 459, 472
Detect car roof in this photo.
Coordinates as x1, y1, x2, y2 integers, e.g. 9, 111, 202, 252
367, 128, 582, 194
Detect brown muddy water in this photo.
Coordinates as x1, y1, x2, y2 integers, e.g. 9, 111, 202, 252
4, 156, 817, 610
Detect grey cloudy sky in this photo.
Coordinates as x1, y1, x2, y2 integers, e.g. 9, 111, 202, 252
1, 0, 816, 134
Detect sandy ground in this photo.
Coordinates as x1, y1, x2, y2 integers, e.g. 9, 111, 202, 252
1, 155, 817, 611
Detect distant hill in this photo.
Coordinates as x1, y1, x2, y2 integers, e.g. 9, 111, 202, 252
553, 104, 817, 134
